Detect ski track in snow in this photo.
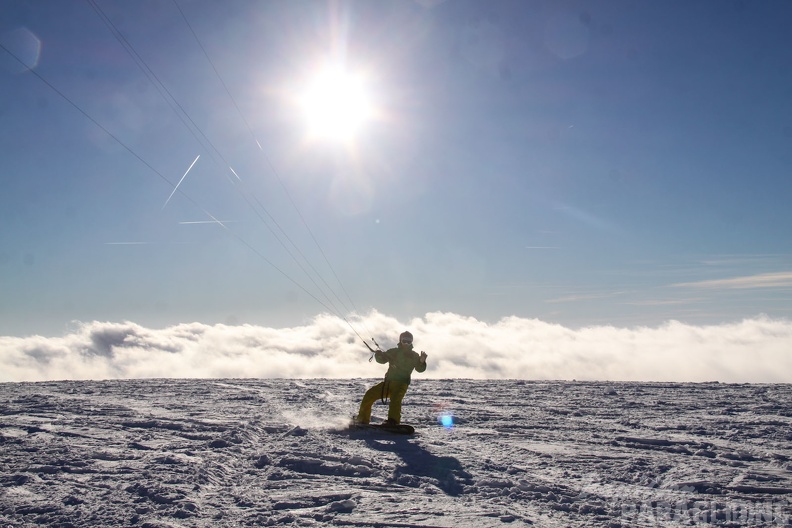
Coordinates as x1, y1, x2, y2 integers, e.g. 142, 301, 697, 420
1, 379, 791, 527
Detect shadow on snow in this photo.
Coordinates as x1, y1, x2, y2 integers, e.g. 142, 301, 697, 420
363, 436, 473, 496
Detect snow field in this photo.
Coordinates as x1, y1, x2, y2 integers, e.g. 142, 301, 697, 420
0, 379, 791, 527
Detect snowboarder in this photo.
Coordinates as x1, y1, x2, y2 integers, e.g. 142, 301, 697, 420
356, 331, 427, 425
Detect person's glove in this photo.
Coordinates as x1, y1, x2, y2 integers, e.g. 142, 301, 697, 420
419, 351, 427, 362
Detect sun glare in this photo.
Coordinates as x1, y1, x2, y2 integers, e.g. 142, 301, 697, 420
299, 65, 374, 142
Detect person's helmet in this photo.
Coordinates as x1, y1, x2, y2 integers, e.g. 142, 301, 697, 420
399, 331, 413, 346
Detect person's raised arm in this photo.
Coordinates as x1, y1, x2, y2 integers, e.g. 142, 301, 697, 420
375, 349, 389, 364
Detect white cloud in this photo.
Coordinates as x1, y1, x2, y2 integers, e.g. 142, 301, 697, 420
1, 312, 790, 383
413, 0, 447, 9
673, 271, 792, 290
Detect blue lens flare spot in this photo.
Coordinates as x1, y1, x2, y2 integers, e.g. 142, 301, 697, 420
439, 413, 454, 429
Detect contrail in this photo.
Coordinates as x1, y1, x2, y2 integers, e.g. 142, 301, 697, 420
163, 154, 200, 210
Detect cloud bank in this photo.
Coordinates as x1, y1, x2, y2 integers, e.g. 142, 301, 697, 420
1, 312, 790, 383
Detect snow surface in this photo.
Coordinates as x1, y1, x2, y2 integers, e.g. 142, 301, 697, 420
1, 379, 791, 527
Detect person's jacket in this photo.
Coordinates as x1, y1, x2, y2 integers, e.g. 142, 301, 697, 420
374, 344, 427, 384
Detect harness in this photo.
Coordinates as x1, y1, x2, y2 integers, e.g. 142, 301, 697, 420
381, 379, 390, 404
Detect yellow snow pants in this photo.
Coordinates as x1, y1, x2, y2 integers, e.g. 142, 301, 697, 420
357, 380, 410, 424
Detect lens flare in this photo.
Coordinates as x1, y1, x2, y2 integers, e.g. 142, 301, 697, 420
439, 412, 454, 429
1, 27, 42, 74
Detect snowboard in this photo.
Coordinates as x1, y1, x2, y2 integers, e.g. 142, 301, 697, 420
350, 422, 415, 435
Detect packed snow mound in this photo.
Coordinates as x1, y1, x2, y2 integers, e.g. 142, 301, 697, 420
1, 379, 791, 527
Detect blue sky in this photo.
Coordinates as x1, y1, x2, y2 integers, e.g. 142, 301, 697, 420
2, 0, 792, 341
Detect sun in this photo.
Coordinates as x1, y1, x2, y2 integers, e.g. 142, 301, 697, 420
299, 65, 375, 142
